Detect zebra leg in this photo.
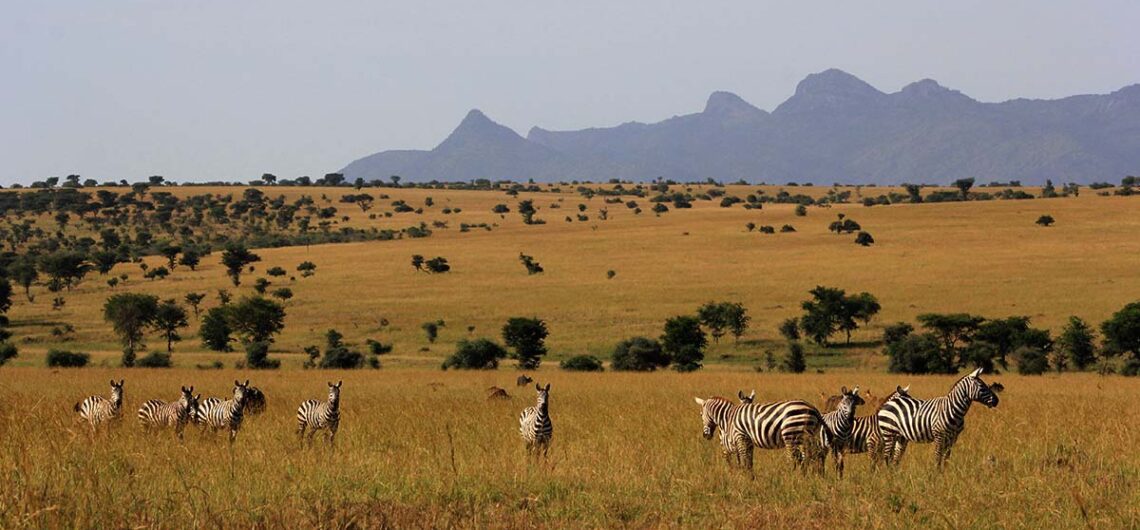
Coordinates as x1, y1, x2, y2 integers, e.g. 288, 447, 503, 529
934, 433, 951, 470
297, 423, 307, 447
785, 434, 804, 472
893, 439, 908, 466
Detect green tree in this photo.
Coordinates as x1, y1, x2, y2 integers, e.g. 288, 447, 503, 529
184, 292, 206, 318
502, 317, 549, 370
778, 317, 800, 341
661, 315, 706, 372
610, 337, 670, 371
441, 338, 507, 370
39, 251, 92, 291
915, 313, 985, 370
1101, 301, 1140, 368
220, 243, 261, 286
103, 293, 159, 366
227, 296, 286, 345
1057, 316, 1097, 370
153, 299, 189, 353
1035, 215, 1055, 227
953, 177, 975, 200
200, 306, 234, 351
422, 321, 441, 343
783, 342, 806, 373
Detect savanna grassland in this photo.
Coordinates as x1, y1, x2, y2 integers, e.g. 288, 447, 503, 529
2, 182, 1140, 528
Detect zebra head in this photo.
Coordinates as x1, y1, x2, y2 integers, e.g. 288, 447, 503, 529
233, 380, 250, 405
965, 368, 999, 408
839, 386, 865, 413
534, 383, 550, 410
693, 397, 718, 440
109, 379, 125, 406
179, 386, 194, 407
328, 381, 342, 403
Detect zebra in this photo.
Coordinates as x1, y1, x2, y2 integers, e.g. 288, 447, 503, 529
195, 397, 223, 427
74, 379, 124, 433
818, 386, 865, 478
297, 381, 342, 446
726, 397, 824, 478
693, 390, 754, 468
244, 386, 267, 416
137, 386, 199, 438
519, 383, 553, 457
202, 380, 251, 443
848, 385, 911, 468
877, 368, 999, 469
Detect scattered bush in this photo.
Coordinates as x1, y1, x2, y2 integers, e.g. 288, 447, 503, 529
137, 351, 173, 368
560, 355, 604, 371
441, 339, 508, 370
1036, 215, 1055, 227
662, 315, 706, 372
46, 349, 89, 368
611, 337, 670, 371
503, 317, 549, 370
0, 343, 18, 366
783, 342, 806, 373
1015, 346, 1050, 375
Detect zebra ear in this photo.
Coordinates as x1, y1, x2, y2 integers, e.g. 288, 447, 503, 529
234, 380, 240, 387
337, 380, 342, 388
544, 383, 551, 391
841, 386, 848, 395
536, 383, 541, 391
244, 379, 250, 387
694, 397, 706, 406
748, 390, 755, 400
970, 367, 984, 378
738, 390, 747, 401
852, 386, 860, 395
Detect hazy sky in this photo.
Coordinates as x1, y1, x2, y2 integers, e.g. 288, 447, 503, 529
2, 1, 1137, 184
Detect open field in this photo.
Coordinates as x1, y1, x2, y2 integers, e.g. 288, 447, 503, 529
4, 184, 1139, 369
2, 368, 1139, 528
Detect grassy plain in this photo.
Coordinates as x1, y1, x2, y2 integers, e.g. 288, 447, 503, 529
2, 368, 1138, 528
5, 184, 1138, 370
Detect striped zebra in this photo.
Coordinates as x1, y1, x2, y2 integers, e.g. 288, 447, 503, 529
693, 390, 754, 467
519, 383, 553, 457
74, 379, 125, 433
297, 381, 342, 446
202, 380, 251, 443
137, 386, 199, 438
877, 368, 999, 469
848, 385, 911, 468
818, 386, 865, 478
194, 397, 222, 427
727, 398, 824, 478
244, 387, 267, 416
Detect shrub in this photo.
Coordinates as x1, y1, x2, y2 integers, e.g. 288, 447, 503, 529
560, 355, 604, 371
885, 333, 952, 374
1035, 215, 1055, 227
502, 317, 549, 369
783, 342, 806, 373
611, 337, 670, 371
46, 349, 89, 368
266, 266, 287, 277
662, 315, 706, 372
245, 340, 280, 370
855, 231, 875, 246
778, 318, 800, 341
441, 339, 508, 370
1015, 346, 1050, 375
0, 343, 18, 366
882, 322, 915, 346
794, 205, 807, 216
137, 351, 173, 368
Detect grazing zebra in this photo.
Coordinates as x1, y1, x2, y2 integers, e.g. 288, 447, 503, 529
818, 386, 865, 478
516, 374, 533, 387
137, 386, 199, 438
244, 386, 267, 415
693, 390, 754, 467
877, 368, 999, 469
203, 380, 250, 443
74, 379, 125, 432
727, 397, 824, 477
297, 381, 342, 446
519, 383, 553, 457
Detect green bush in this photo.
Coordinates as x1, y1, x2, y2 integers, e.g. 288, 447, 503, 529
783, 342, 806, 373
560, 355, 604, 372
611, 337, 670, 371
137, 351, 173, 368
0, 343, 17, 366
885, 333, 953, 374
441, 339, 508, 370
46, 349, 90, 368
1015, 346, 1050, 375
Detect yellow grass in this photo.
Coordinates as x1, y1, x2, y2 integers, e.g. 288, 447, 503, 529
1, 369, 1138, 528
5, 185, 1138, 369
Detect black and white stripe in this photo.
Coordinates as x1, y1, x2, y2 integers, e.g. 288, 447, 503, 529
877, 368, 999, 469
818, 386, 865, 478
519, 383, 553, 457
195, 397, 222, 426
75, 379, 124, 432
297, 381, 341, 446
727, 398, 824, 477
694, 390, 754, 467
847, 385, 910, 465
203, 380, 250, 442
137, 386, 198, 438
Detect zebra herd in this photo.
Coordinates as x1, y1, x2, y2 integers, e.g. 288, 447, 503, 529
72, 370, 998, 473
695, 368, 1001, 476
74, 379, 340, 445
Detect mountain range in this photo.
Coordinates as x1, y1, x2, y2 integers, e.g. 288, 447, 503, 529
341, 69, 1140, 184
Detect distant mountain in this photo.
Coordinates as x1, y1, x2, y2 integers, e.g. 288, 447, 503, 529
341, 69, 1140, 184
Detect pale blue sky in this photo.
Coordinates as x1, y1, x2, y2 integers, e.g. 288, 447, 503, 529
2, 1, 1137, 183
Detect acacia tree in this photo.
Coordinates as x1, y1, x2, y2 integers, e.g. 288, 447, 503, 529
153, 299, 189, 352
662, 315, 706, 372
502, 317, 548, 370
799, 286, 880, 345
103, 293, 159, 367
953, 177, 975, 200
220, 243, 261, 286
1056, 316, 1097, 371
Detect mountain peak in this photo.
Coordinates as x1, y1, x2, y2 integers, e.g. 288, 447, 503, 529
435, 108, 527, 152
897, 79, 975, 105
775, 69, 885, 114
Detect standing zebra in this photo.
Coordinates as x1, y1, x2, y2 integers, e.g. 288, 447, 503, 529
877, 368, 999, 469
195, 397, 222, 427
137, 386, 199, 439
519, 383, 553, 458
848, 385, 910, 467
74, 379, 125, 433
727, 397, 824, 478
693, 390, 754, 467
203, 380, 250, 443
818, 386, 865, 478
296, 381, 342, 446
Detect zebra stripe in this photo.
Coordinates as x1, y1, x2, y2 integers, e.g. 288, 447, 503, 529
297, 381, 341, 446
137, 386, 198, 438
75, 379, 124, 432
195, 397, 222, 426
877, 368, 999, 469
694, 390, 754, 467
519, 383, 553, 457
818, 386, 865, 478
203, 380, 250, 442
727, 398, 824, 476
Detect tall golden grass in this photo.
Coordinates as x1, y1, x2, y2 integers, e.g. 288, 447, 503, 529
1, 368, 1138, 527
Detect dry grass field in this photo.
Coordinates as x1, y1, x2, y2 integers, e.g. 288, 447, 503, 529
2, 369, 1139, 528
2, 183, 1139, 528
4, 184, 1139, 369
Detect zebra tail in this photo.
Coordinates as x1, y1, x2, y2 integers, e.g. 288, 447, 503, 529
73, 401, 81, 412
